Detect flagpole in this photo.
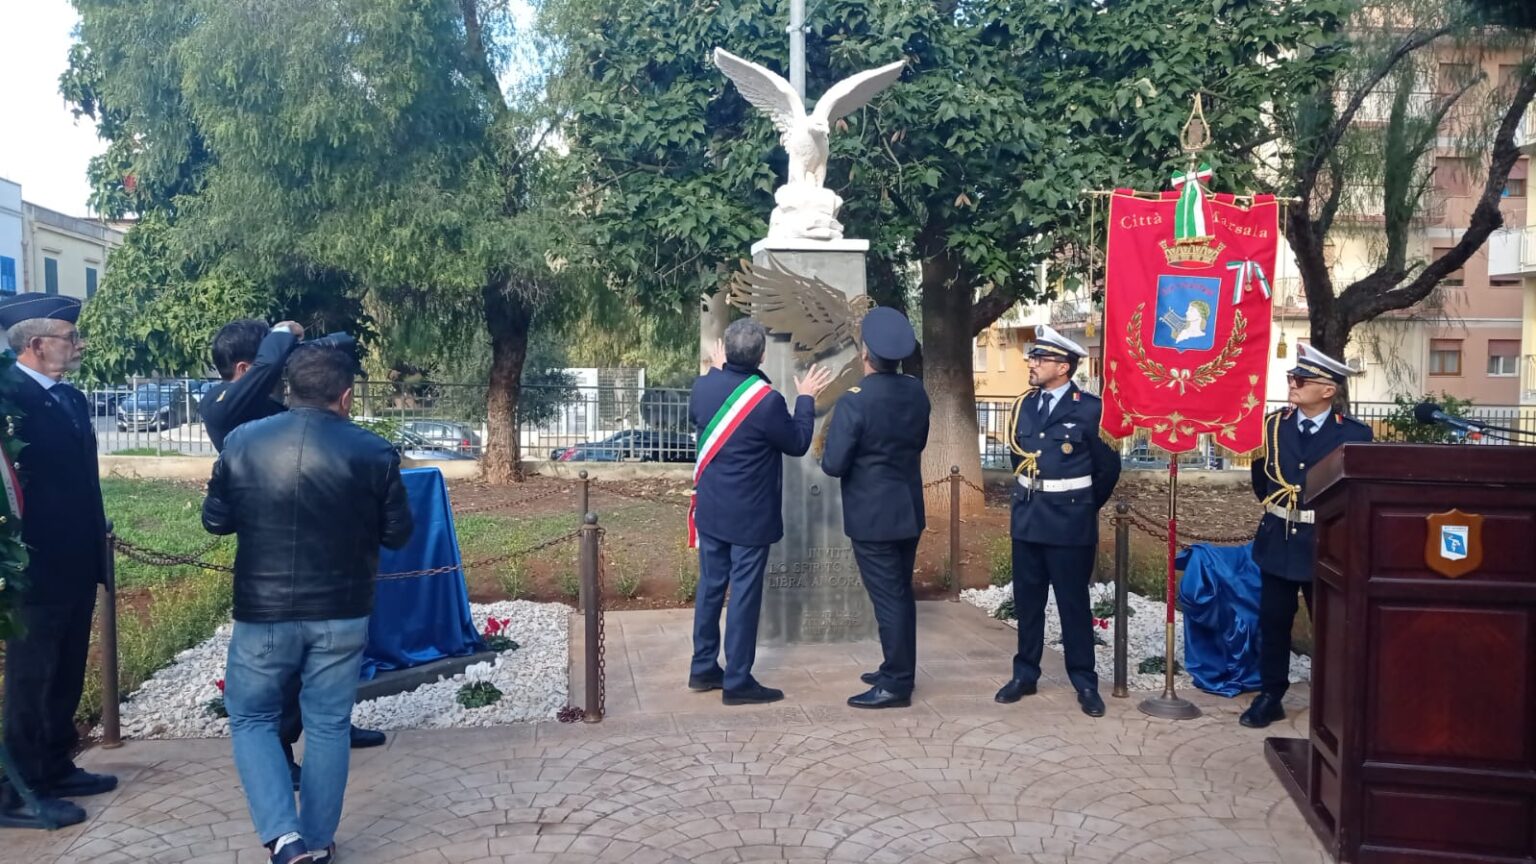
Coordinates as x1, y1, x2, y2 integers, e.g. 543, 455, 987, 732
1138, 459, 1200, 719
1137, 92, 1209, 721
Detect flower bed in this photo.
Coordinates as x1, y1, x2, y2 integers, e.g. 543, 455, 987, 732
108, 600, 569, 739
961, 582, 1310, 694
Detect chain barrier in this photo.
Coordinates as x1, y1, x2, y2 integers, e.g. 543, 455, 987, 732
596, 485, 689, 508
452, 482, 572, 516
1123, 503, 1257, 548
112, 535, 234, 573
111, 526, 584, 581
596, 528, 607, 719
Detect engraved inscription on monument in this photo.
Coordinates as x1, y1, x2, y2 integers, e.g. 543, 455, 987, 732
738, 246, 878, 644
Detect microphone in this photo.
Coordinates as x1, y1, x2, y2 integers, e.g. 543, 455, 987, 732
1412, 402, 1486, 437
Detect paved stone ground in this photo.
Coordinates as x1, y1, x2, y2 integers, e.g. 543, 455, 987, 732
5, 602, 1325, 863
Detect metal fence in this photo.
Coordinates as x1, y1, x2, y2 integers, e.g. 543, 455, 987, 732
83, 377, 1536, 464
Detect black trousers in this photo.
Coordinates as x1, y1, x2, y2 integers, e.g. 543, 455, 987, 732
1258, 571, 1313, 698
3, 595, 97, 790
851, 538, 919, 698
1012, 541, 1098, 692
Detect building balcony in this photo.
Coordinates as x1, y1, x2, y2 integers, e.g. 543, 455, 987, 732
1488, 226, 1536, 279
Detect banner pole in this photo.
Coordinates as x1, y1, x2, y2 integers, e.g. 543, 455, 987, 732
1139, 458, 1200, 719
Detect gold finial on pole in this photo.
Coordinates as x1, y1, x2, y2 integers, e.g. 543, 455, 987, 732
1180, 93, 1210, 156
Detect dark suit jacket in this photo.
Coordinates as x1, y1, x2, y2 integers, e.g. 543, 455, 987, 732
820, 372, 930, 542
200, 328, 297, 452
4, 365, 107, 604
1250, 407, 1372, 582
688, 363, 815, 547
1007, 383, 1121, 547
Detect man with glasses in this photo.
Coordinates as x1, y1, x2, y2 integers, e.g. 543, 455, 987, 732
995, 325, 1121, 718
1241, 343, 1371, 728
0, 295, 112, 829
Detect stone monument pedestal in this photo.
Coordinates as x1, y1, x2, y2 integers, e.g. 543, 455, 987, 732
750, 237, 877, 645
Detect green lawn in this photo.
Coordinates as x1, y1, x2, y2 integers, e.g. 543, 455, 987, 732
102, 478, 229, 589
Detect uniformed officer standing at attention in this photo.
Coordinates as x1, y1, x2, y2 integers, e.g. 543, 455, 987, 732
820, 308, 930, 709
996, 325, 1121, 718
1241, 343, 1371, 729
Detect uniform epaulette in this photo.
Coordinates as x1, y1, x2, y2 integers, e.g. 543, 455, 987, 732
1338, 413, 1369, 430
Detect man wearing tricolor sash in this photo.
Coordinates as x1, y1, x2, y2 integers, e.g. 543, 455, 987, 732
687, 319, 831, 705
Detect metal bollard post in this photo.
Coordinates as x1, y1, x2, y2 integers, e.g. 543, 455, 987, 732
578, 470, 590, 518
100, 520, 122, 748
948, 465, 961, 600
1112, 501, 1130, 698
579, 512, 603, 722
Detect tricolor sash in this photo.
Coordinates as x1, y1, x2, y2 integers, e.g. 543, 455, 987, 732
688, 376, 773, 548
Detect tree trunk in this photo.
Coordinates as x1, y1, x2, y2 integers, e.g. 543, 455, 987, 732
1310, 311, 1355, 409
482, 279, 533, 484
919, 247, 986, 522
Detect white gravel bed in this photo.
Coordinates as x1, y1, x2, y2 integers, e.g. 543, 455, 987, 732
108, 601, 569, 740
961, 582, 1310, 694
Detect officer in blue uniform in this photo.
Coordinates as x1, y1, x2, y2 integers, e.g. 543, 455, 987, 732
995, 325, 1121, 718
688, 318, 831, 705
820, 308, 930, 709
1242, 343, 1372, 728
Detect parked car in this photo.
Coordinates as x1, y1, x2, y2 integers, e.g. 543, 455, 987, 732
117, 383, 192, 432
401, 419, 481, 454
89, 387, 132, 417
397, 427, 475, 461
550, 429, 695, 463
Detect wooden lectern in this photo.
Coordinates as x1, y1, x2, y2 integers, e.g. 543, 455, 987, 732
1265, 443, 1536, 863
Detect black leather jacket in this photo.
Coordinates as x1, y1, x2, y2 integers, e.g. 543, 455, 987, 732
202, 407, 414, 622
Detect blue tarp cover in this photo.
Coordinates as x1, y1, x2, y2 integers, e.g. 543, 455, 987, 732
1177, 542, 1262, 697
361, 467, 483, 679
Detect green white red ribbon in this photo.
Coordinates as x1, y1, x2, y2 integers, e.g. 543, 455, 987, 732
1171, 163, 1213, 242
1226, 259, 1273, 304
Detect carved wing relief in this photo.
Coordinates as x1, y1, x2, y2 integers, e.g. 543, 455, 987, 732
726, 255, 874, 415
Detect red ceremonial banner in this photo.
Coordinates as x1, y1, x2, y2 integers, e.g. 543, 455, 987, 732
1101, 189, 1278, 455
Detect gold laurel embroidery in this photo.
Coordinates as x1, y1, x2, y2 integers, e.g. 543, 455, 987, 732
1104, 370, 1263, 446
1125, 303, 1246, 395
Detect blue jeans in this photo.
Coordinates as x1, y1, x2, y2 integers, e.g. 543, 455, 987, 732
692, 533, 769, 692
225, 616, 369, 849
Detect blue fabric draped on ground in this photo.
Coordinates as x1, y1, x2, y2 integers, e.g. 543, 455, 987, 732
1177, 542, 1262, 696
361, 467, 482, 679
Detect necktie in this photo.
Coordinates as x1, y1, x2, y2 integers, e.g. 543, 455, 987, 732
1037, 393, 1052, 426
1300, 418, 1316, 439
51, 386, 86, 436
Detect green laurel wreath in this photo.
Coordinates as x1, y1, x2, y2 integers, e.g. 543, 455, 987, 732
0, 350, 30, 640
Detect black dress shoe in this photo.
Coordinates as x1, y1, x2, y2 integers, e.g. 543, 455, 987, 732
43, 768, 118, 798
860, 672, 879, 686
0, 794, 87, 829
994, 679, 1038, 703
349, 725, 385, 748
1077, 688, 1106, 718
847, 687, 911, 709
1240, 693, 1286, 728
722, 683, 784, 705
687, 675, 723, 692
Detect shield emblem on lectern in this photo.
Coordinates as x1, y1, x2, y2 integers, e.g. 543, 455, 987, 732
1424, 509, 1484, 578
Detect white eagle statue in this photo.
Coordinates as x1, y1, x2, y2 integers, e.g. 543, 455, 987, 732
713, 47, 905, 240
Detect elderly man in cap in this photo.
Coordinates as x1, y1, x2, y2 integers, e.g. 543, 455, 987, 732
996, 325, 1121, 718
1242, 344, 1371, 728
0, 295, 113, 829
820, 308, 930, 709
